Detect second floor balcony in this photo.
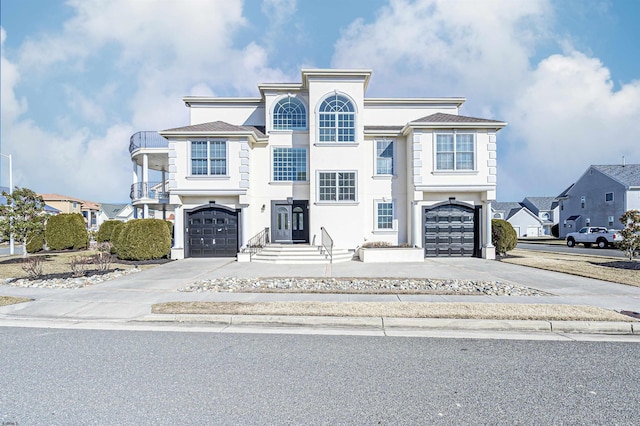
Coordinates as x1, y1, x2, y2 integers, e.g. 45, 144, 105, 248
130, 181, 169, 204
129, 131, 169, 153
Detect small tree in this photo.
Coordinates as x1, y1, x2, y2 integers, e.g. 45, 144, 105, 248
0, 187, 45, 258
618, 210, 640, 261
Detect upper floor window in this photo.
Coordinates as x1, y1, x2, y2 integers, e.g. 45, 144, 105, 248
318, 94, 355, 143
191, 140, 227, 176
375, 140, 394, 175
605, 192, 614, 202
273, 147, 307, 181
435, 133, 475, 171
318, 171, 356, 202
541, 212, 550, 221
273, 97, 307, 130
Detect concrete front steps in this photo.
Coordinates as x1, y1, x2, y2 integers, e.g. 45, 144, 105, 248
250, 244, 354, 264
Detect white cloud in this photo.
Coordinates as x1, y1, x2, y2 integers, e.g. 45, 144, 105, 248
502, 50, 640, 198
1, 27, 27, 125
2, 0, 296, 202
332, 0, 640, 201
332, 0, 552, 105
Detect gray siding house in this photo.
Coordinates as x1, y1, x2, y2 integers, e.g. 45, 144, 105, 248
558, 164, 640, 238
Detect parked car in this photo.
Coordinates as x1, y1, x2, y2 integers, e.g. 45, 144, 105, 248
565, 227, 623, 248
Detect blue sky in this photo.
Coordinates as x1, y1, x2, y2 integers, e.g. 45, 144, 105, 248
1, 0, 639, 203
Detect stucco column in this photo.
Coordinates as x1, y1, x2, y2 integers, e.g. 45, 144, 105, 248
142, 154, 149, 198
161, 169, 167, 220
412, 202, 422, 248
240, 204, 250, 250
171, 205, 184, 259
483, 201, 496, 260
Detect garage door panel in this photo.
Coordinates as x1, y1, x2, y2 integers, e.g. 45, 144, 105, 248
424, 204, 477, 257
187, 207, 239, 258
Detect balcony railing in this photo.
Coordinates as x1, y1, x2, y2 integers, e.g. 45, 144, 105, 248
130, 182, 169, 203
129, 131, 169, 154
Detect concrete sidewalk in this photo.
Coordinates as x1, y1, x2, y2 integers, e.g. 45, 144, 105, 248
1, 257, 639, 336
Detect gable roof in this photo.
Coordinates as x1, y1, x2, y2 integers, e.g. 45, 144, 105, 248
412, 112, 505, 124
39, 193, 85, 203
39, 193, 100, 210
99, 203, 132, 219
523, 196, 559, 211
492, 202, 525, 220
591, 164, 640, 187
161, 121, 266, 138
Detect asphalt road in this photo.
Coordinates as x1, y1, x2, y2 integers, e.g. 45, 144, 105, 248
1, 328, 638, 425
518, 242, 627, 258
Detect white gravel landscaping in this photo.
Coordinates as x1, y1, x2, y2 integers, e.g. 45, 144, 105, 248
179, 277, 549, 296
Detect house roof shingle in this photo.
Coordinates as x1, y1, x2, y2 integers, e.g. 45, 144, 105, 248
39, 193, 100, 210
592, 164, 640, 187
99, 203, 131, 219
523, 196, 559, 211
162, 121, 266, 138
412, 112, 504, 124
492, 202, 525, 220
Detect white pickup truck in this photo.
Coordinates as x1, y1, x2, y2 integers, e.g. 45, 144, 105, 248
566, 227, 623, 248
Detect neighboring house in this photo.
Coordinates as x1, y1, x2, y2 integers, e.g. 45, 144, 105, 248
129, 68, 506, 259
43, 204, 61, 215
96, 203, 135, 227
492, 202, 543, 237
558, 164, 640, 238
521, 196, 560, 236
39, 193, 101, 229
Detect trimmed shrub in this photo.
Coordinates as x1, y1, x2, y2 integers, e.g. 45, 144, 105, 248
165, 220, 174, 239
551, 223, 559, 238
45, 213, 89, 251
110, 221, 125, 254
116, 219, 171, 260
492, 219, 517, 256
96, 220, 121, 242
26, 230, 45, 253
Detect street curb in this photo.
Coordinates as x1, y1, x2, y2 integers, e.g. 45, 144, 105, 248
139, 314, 637, 334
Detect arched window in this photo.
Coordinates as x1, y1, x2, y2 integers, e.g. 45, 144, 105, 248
273, 96, 307, 130
318, 94, 355, 142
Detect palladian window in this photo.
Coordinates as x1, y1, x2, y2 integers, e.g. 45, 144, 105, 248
318, 94, 355, 142
273, 97, 307, 130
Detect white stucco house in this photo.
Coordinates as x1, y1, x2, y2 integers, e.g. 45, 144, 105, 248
129, 69, 506, 260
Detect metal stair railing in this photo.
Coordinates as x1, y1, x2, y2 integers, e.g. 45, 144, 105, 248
320, 226, 334, 264
246, 227, 270, 260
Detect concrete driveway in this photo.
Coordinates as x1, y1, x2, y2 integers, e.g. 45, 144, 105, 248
1, 257, 639, 324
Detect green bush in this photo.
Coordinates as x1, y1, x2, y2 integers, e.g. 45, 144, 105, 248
492, 219, 517, 256
96, 220, 122, 242
116, 219, 171, 260
110, 221, 125, 254
26, 230, 45, 253
45, 213, 89, 250
165, 220, 174, 239
551, 223, 559, 238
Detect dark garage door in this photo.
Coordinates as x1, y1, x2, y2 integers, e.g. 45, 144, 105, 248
424, 203, 478, 257
187, 207, 238, 257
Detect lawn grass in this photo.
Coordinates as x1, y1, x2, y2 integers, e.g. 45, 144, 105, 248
0, 296, 32, 307
500, 249, 640, 287
152, 301, 634, 322
0, 250, 157, 280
